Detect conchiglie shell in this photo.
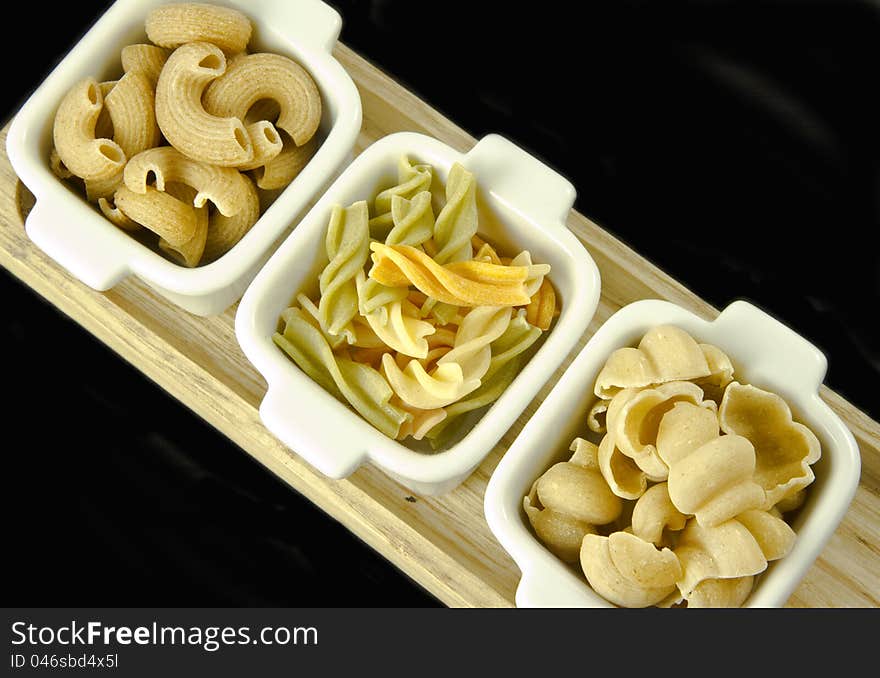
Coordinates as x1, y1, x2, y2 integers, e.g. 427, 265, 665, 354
631, 482, 688, 545
580, 532, 680, 608
609, 381, 711, 481
719, 382, 821, 509
686, 576, 754, 608
598, 432, 647, 500
523, 482, 596, 564
735, 509, 796, 562
674, 519, 768, 597
535, 461, 622, 526
594, 325, 711, 399
666, 434, 766, 528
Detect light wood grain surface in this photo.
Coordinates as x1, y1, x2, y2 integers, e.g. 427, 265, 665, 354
2, 43, 878, 608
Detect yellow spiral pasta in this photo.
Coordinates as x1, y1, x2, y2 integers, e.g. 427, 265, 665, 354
273, 307, 409, 439
369, 243, 537, 307
317, 201, 371, 343
432, 162, 477, 264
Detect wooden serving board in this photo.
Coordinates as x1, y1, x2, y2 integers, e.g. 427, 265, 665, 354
2, 44, 878, 608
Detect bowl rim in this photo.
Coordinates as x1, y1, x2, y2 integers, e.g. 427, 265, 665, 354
5, 0, 363, 297
235, 129, 603, 489
484, 298, 862, 607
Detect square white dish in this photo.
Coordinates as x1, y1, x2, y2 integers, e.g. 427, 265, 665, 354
235, 130, 602, 495
6, 0, 362, 316
484, 299, 861, 607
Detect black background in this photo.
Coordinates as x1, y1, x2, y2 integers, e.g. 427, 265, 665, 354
3, 0, 878, 607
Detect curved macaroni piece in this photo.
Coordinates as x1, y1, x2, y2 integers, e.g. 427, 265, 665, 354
719, 382, 821, 509
124, 146, 252, 217
657, 401, 766, 526
120, 44, 169, 85
369, 243, 536, 307
432, 162, 477, 264
234, 121, 283, 172
674, 518, 768, 597
104, 70, 162, 158
113, 184, 199, 247
49, 147, 73, 179
155, 42, 254, 167
252, 133, 319, 190
158, 184, 208, 267
386, 191, 435, 247
593, 325, 712, 399
203, 172, 260, 262
145, 2, 252, 54
608, 381, 711, 481
436, 306, 512, 382
317, 202, 370, 343
598, 431, 647, 500
380, 353, 477, 410
53, 78, 126, 181
532, 441, 622, 526
524, 477, 597, 564
85, 170, 123, 202
272, 307, 409, 439
580, 532, 682, 608
98, 195, 139, 231
631, 482, 688, 546
202, 52, 322, 147
525, 277, 556, 330
686, 576, 754, 608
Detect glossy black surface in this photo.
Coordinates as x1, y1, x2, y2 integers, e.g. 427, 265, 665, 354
3, 0, 877, 607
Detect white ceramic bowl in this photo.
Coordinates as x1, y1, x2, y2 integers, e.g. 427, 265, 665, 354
6, 0, 362, 316
484, 299, 861, 607
235, 131, 601, 495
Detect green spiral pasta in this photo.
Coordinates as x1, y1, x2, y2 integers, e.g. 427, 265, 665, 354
318, 200, 370, 343
386, 191, 435, 247
273, 307, 410, 439
432, 162, 477, 264
369, 156, 433, 239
